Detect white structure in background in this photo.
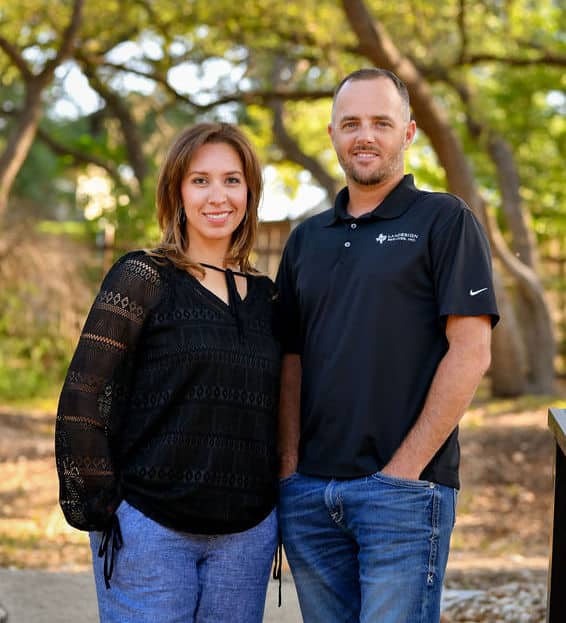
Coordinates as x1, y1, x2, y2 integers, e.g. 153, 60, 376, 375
259, 166, 330, 223
76, 166, 117, 251
77, 166, 117, 221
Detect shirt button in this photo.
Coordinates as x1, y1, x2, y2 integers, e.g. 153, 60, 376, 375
350, 223, 357, 229
344, 241, 351, 248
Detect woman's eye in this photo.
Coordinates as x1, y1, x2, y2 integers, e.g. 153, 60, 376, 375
226, 176, 241, 184
192, 177, 207, 185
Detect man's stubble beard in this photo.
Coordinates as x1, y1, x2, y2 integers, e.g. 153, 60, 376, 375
350, 169, 387, 186
338, 148, 405, 187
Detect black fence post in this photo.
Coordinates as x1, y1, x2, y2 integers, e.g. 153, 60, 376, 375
547, 408, 566, 623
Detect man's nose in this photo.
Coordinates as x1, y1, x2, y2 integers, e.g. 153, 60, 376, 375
356, 123, 376, 143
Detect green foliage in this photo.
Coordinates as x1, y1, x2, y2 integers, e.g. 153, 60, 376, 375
0, 285, 72, 400
36, 218, 98, 240
0, 227, 98, 403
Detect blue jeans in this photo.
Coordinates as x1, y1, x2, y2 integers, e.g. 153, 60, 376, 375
279, 471, 456, 623
90, 500, 277, 623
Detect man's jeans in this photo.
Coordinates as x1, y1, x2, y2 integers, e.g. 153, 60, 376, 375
90, 500, 277, 623
279, 471, 456, 623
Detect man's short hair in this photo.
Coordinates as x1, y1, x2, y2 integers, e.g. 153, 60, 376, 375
333, 68, 411, 121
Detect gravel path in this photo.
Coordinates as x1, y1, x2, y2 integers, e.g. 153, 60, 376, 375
442, 583, 546, 622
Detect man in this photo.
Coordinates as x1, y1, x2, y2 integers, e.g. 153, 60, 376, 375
276, 68, 499, 623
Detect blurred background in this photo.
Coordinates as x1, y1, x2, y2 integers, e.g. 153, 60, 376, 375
0, 2, 564, 618
0, 0, 565, 404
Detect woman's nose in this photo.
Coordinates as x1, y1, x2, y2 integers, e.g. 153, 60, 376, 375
207, 182, 227, 205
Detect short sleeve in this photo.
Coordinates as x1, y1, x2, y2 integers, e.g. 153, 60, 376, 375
431, 206, 499, 327
275, 232, 302, 354
55, 252, 164, 531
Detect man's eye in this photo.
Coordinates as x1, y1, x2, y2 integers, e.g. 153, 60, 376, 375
343, 122, 357, 129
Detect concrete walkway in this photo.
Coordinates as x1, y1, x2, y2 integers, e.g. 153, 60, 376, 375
0, 568, 300, 623
0, 566, 531, 622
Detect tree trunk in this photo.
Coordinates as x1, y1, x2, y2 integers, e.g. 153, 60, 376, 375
484, 205, 556, 393
485, 132, 555, 393
490, 271, 529, 396
487, 134, 539, 270
0, 84, 43, 222
0, 0, 84, 224
452, 79, 554, 394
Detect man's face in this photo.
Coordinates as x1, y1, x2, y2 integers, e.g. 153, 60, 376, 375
328, 77, 416, 187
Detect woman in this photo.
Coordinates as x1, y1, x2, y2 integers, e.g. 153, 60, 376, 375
55, 123, 281, 622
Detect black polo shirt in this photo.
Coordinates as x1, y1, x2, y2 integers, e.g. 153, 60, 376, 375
276, 174, 499, 489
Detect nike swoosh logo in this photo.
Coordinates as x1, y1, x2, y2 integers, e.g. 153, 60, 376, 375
469, 288, 488, 296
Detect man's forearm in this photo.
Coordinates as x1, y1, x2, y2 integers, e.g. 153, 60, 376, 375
382, 315, 492, 480
278, 353, 302, 477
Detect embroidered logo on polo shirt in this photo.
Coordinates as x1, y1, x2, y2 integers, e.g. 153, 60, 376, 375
469, 288, 488, 296
376, 232, 419, 244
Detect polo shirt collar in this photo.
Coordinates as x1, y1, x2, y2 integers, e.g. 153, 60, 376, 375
324, 174, 422, 226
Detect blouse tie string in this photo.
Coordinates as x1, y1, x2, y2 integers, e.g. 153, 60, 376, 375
200, 263, 246, 340
98, 513, 123, 589
225, 267, 243, 339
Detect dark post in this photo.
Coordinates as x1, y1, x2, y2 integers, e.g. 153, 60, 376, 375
547, 408, 566, 623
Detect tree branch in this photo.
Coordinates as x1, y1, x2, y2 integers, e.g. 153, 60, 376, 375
80, 65, 146, 189
35, 126, 123, 187
457, 0, 468, 65
271, 99, 337, 200
78, 25, 143, 61
0, 37, 32, 80
98, 59, 336, 109
461, 52, 566, 67
484, 205, 553, 330
40, 0, 85, 82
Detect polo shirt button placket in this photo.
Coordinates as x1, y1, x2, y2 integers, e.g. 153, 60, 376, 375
344, 222, 357, 248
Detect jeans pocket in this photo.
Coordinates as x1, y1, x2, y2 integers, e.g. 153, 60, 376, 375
371, 471, 432, 489
279, 472, 299, 486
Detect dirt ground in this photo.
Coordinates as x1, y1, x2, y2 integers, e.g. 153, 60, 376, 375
0, 389, 564, 588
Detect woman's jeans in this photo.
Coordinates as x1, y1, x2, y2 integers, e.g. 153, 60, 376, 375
279, 471, 456, 623
89, 501, 277, 623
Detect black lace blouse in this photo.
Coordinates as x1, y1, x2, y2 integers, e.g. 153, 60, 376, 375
55, 251, 281, 535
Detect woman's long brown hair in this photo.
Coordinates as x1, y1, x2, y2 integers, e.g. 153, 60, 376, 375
151, 122, 262, 274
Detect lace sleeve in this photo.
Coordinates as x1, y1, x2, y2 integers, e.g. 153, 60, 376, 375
55, 252, 163, 531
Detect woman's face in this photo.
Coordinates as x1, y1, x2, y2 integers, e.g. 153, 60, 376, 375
181, 141, 248, 252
